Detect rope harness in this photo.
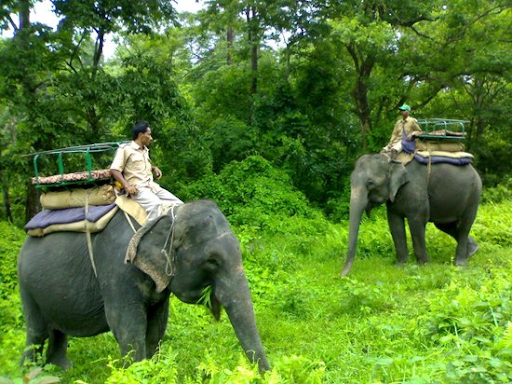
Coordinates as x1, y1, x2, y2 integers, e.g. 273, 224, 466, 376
84, 190, 98, 277
161, 205, 178, 278
83, 199, 179, 280
423, 141, 433, 183
123, 211, 137, 234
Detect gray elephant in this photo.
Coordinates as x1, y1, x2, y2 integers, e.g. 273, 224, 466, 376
18, 200, 269, 372
342, 154, 481, 276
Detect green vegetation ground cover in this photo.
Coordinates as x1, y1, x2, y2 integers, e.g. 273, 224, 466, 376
1, 197, 511, 383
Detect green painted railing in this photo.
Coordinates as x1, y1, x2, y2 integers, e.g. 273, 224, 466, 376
30, 142, 128, 189
416, 118, 469, 141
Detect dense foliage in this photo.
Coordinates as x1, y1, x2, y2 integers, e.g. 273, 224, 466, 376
0, 0, 511, 224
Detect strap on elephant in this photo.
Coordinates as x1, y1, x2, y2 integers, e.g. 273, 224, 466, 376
161, 205, 178, 278
123, 211, 138, 234
122, 206, 179, 293
84, 190, 98, 277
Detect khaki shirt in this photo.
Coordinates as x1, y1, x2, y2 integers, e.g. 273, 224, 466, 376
386, 116, 422, 148
110, 141, 156, 189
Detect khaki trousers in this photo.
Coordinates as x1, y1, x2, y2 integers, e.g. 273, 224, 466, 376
131, 184, 183, 222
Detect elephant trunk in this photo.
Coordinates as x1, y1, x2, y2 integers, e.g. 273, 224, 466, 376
215, 269, 270, 373
342, 185, 367, 277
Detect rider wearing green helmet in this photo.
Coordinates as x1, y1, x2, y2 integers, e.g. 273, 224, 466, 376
382, 104, 422, 160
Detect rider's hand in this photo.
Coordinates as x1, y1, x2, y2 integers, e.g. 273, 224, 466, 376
125, 184, 138, 196
152, 166, 163, 179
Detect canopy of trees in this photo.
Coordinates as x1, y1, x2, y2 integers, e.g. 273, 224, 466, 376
1, 0, 511, 225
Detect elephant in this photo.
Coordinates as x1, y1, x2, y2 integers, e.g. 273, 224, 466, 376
342, 154, 482, 276
17, 200, 269, 372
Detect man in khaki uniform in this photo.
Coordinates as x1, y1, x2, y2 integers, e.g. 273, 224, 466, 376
110, 120, 183, 222
382, 104, 422, 159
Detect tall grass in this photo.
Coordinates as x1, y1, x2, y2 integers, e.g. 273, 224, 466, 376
0, 200, 511, 383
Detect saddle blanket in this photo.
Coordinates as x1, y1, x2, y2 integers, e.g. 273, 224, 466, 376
414, 150, 473, 165
24, 194, 152, 237
25, 203, 118, 237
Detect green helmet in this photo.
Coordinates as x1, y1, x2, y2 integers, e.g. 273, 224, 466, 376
398, 104, 411, 112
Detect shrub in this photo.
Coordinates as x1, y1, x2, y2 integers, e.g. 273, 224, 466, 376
472, 201, 512, 248
105, 352, 179, 383
184, 155, 317, 229
0, 222, 25, 333
0, 221, 25, 293
417, 270, 512, 383
338, 278, 395, 315
481, 178, 512, 204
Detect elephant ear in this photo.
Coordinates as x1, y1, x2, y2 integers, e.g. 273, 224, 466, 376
389, 162, 409, 202
125, 215, 174, 293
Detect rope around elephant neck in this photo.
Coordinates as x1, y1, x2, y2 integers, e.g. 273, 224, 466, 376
427, 145, 433, 186
123, 211, 137, 234
161, 205, 178, 277
84, 190, 98, 278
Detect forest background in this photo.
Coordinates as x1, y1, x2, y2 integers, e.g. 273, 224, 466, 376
0, 0, 511, 224
0, 0, 511, 383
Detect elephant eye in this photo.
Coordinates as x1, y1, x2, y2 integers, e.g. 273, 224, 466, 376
205, 256, 220, 268
368, 177, 384, 188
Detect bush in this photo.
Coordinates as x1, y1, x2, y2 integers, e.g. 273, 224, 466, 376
481, 178, 512, 204
472, 200, 512, 248
417, 270, 512, 383
0, 222, 25, 292
0, 221, 25, 334
184, 155, 318, 229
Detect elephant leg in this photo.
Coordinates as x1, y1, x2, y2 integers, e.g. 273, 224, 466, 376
408, 218, 430, 264
21, 331, 46, 367
454, 203, 479, 266
387, 212, 408, 264
20, 290, 48, 366
105, 302, 148, 363
46, 329, 72, 369
146, 299, 169, 358
434, 222, 478, 265
454, 234, 470, 266
467, 236, 479, 258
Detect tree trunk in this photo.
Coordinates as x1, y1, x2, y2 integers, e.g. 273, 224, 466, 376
346, 44, 375, 150
246, 7, 259, 96
285, 43, 291, 79
2, 184, 13, 223
0, 147, 13, 222
15, 0, 39, 222
245, 6, 260, 124
25, 182, 40, 224
227, 28, 234, 65
18, 0, 30, 31
92, 27, 105, 75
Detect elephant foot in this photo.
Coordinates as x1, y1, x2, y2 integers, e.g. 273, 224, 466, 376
394, 260, 407, 268
454, 258, 468, 267
467, 240, 479, 258
415, 255, 430, 265
48, 357, 73, 370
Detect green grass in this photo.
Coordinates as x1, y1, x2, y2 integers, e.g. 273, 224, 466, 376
1, 201, 511, 383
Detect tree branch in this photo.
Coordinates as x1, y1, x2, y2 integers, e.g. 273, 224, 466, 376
7, 14, 18, 32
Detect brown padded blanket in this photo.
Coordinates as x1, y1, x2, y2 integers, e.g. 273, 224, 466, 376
40, 184, 116, 209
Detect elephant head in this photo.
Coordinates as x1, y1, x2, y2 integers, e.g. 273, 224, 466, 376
125, 200, 269, 372
341, 154, 408, 277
